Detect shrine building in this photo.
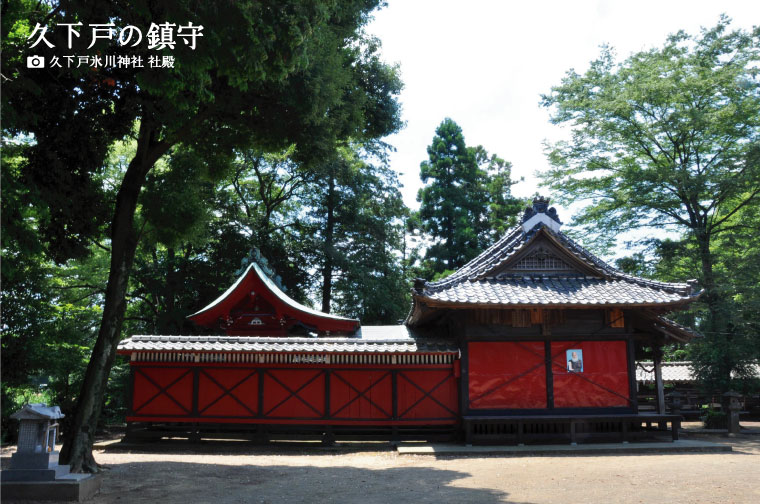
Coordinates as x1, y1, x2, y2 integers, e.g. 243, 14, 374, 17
117, 197, 700, 444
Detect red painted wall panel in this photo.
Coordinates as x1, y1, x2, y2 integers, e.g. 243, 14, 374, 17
397, 370, 458, 419
551, 341, 630, 408
128, 362, 458, 425
132, 367, 193, 416
468, 342, 546, 409
262, 369, 325, 418
198, 368, 258, 417
329, 371, 392, 419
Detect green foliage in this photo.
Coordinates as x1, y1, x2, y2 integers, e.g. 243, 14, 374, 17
139, 146, 224, 248
1, 136, 101, 440
541, 18, 760, 245
540, 18, 760, 393
1, 386, 54, 443
701, 408, 728, 429
417, 118, 521, 276
473, 146, 524, 241
3, 0, 403, 467
418, 118, 483, 271
2, 0, 402, 264
125, 146, 313, 337
318, 145, 410, 323
1, 191, 108, 441
286, 142, 407, 322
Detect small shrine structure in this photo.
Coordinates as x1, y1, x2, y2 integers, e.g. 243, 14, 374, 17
2, 404, 101, 502
117, 197, 700, 444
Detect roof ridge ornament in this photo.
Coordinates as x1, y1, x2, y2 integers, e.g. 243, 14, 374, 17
236, 247, 286, 292
521, 195, 562, 234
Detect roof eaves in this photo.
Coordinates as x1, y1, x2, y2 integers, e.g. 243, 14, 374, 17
425, 225, 524, 289
187, 262, 359, 325
551, 229, 694, 294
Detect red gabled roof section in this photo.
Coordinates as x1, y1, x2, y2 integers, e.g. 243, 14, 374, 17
187, 263, 360, 336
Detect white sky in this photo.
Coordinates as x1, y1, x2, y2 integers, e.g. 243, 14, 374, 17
367, 0, 759, 214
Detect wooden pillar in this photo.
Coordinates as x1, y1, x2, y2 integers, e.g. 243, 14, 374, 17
654, 345, 666, 414
459, 341, 469, 418
626, 336, 639, 412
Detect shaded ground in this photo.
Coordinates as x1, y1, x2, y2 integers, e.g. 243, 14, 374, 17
3, 429, 760, 503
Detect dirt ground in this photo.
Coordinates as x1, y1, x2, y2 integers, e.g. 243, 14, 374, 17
3, 430, 760, 504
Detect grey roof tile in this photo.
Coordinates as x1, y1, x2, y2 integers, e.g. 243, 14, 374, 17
416, 225, 698, 307
636, 361, 696, 382
636, 361, 759, 383
117, 326, 458, 354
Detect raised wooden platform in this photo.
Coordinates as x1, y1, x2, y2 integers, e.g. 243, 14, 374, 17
398, 438, 730, 455
462, 414, 682, 445
124, 421, 457, 444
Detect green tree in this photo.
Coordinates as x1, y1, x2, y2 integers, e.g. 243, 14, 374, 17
1, 140, 109, 439
417, 118, 520, 275
473, 146, 524, 241
3, 0, 401, 471
309, 145, 409, 322
226, 147, 315, 302
540, 18, 760, 392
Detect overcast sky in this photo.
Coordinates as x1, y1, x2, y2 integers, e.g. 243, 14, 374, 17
367, 1, 759, 213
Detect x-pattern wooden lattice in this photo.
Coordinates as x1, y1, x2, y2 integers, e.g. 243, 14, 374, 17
133, 368, 192, 414
549, 342, 631, 404
198, 369, 258, 416
398, 371, 457, 418
468, 342, 545, 407
330, 371, 392, 418
263, 370, 324, 417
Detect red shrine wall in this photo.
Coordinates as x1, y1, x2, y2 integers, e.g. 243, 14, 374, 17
127, 358, 459, 425
467, 340, 631, 410
468, 341, 547, 409
551, 340, 630, 408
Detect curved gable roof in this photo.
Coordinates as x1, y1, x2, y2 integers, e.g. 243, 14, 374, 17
188, 263, 359, 334
407, 199, 701, 325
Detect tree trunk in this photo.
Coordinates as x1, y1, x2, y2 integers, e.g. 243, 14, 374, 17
165, 247, 177, 332
694, 228, 731, 390
60, 122, 165, 472
321, 172, 336, 314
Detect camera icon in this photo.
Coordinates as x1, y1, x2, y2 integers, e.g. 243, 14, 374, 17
27, 55, 45, 68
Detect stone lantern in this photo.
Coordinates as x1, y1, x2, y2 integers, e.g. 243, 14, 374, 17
666, 391, 684, 416
723, 391, 742, 435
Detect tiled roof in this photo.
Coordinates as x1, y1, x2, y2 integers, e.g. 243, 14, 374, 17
636, 361, 760, 382
652, 316, 701, 341
412, 224, 699, 310
636, 361, 696, 383
117, 329, 458, 354
423, 276, 690, 306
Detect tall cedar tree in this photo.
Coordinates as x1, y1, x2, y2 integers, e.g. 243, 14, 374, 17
540, 18, 760, 392
417, 118, 521, 275
2, 0, 401, 471
310, 145, 408, 322
418, 119, 487, 272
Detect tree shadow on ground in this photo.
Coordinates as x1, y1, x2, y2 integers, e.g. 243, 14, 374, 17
103, 438, 402, 456
90, 460, 534, 504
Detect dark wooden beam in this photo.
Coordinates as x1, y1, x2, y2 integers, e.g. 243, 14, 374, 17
653, 344, 666, 414
544, 341, 554, 409
627, 336, 639, 412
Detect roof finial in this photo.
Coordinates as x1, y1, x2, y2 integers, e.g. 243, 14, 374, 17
531, 195, 550, 214
521, 195, 562, 233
